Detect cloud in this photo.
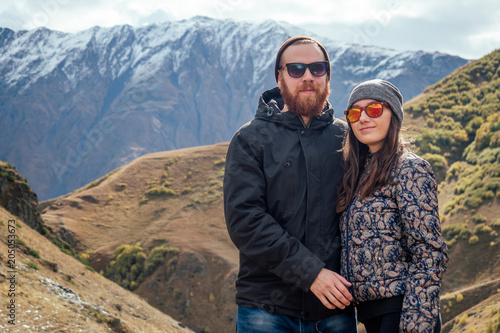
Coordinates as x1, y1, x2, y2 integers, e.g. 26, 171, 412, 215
0, 0, 498, 58
303, 0, 500, 59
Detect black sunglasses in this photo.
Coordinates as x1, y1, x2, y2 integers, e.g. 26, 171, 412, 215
280, 61, 329, 78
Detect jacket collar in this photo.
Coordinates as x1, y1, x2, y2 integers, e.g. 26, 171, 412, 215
255, 87, 334, 129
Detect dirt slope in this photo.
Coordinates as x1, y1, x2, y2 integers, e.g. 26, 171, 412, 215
0, 207, 192, 332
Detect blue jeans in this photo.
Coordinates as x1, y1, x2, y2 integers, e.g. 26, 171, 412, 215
236, 305, 358, 333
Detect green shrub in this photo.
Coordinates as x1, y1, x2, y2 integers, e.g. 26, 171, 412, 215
445, 238, 457, 248
442, 223, 472, 240
88, 307, 107, 323
458, 313, 467, 325
181, 186, 193, 195
472, 213, 487, 224
77, 254, 90, 266
28, 249, 41, 258
104, 244, 180, 290
474, 223, 493, 234
468, 235, 479, 244
446, 162, 463, 182
147, 186, 177, 197
0, 172, 17, 182
422, 153, 448, 181
448, 163, 500, 212
483, 190, 495, 200
104, 244, 147, 289
463, 195, 483, 209
144, 246, 179, 276
486, 320, 494, 333
130, 281, 139, 290
27, 262, 39, 270
115, 183, 127, 191
486, 177, 500, 193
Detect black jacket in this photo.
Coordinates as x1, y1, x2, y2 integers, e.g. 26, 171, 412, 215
223, 87, 347, 320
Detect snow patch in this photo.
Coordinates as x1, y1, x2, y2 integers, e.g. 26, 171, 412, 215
40, 276, 108, 315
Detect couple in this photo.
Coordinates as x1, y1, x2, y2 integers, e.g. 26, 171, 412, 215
223, 36, 448, 333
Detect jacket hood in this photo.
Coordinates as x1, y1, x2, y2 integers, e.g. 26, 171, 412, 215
255, 87, 335, 129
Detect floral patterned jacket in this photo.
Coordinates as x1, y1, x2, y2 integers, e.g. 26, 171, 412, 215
340, 153, 448, 332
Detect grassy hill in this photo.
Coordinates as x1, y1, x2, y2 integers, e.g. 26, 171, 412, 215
40, 143, 238, 332
404, 49, 500, 332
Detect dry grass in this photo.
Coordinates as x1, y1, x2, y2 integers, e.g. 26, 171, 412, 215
0, 208, 192, 332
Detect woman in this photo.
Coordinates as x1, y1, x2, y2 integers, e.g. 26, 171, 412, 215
337, 79, 448, 333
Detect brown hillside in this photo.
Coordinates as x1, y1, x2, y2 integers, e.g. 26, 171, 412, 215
0, 207, 192, 332
440, 278, 500, 332
41, 142, 238, 332
441, 289, 500, 332
436, 180, 500, 294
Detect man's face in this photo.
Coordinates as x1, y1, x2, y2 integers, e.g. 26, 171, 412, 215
277, 43, 330, 118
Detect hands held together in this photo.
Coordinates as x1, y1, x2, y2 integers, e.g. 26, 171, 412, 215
310, 268, 353, 310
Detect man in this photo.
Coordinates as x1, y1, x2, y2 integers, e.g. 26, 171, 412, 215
223, 36, 357, 332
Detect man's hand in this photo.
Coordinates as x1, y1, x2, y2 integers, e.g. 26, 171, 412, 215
309, 268, 353, 310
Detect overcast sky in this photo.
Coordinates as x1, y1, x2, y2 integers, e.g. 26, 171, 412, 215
0, 0, 499, 60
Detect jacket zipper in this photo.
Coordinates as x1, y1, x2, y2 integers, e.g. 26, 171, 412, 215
344, 201, 358, 304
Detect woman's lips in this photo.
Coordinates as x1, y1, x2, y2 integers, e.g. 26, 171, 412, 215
359, 126, 374, 133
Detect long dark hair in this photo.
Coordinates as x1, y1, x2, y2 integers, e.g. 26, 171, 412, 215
336, 114, 405, 213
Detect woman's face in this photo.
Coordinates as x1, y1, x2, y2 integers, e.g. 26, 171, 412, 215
350, 99, 392, 153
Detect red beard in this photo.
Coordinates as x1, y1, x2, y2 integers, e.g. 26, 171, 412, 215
281, 81, 330, 118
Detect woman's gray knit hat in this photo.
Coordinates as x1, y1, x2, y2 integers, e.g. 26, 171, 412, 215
347, 79, 404, 123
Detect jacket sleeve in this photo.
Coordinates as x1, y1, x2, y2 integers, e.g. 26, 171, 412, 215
223, 130, 325, 292
396, 157, 448, 332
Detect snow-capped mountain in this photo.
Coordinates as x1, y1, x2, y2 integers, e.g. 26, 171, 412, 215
0, 16, 468, 200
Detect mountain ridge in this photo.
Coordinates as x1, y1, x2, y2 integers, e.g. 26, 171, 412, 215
0, 16, 468, 201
